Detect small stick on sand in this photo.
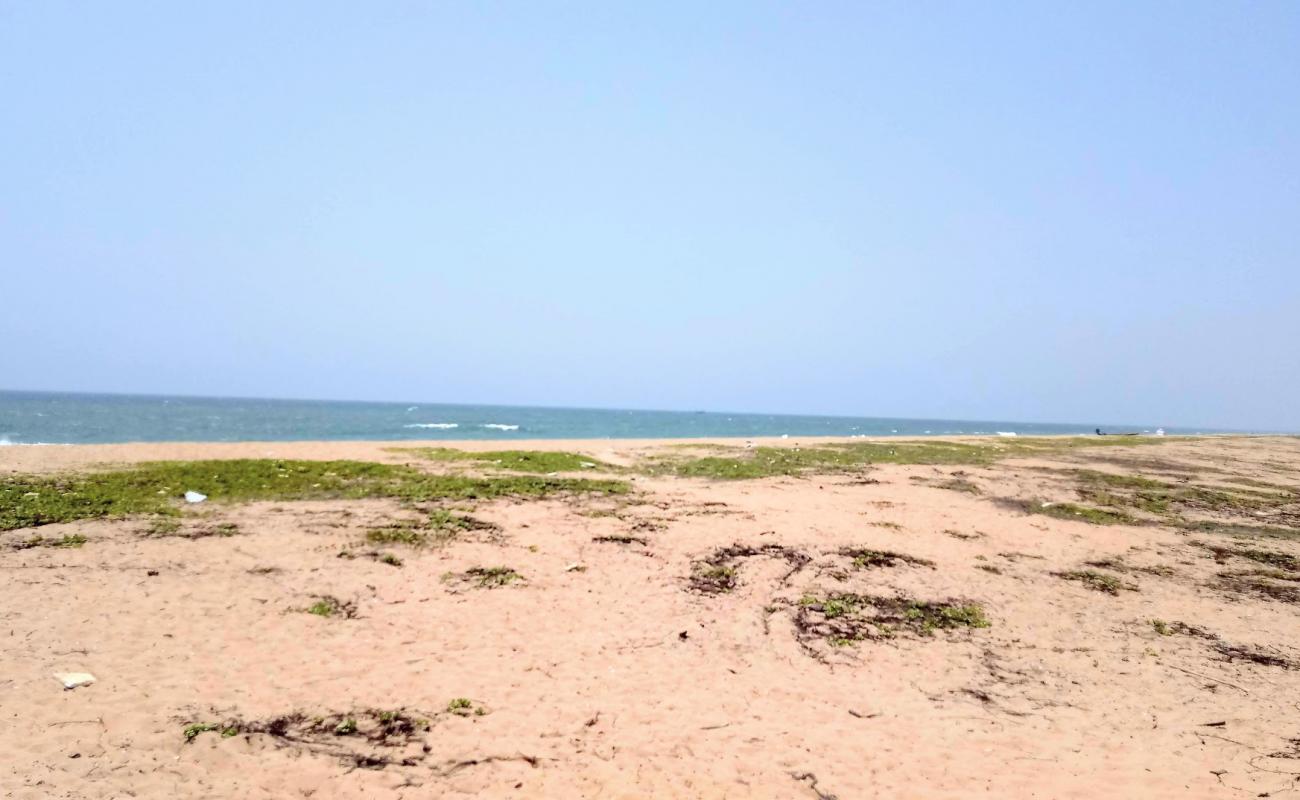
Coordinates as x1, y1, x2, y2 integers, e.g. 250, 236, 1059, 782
1168, 665, 1250, 695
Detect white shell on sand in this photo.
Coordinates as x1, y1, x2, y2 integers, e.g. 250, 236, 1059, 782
54, 672, 96, 690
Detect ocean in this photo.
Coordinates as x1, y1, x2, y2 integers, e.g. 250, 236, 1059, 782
0, 390, 1208, 445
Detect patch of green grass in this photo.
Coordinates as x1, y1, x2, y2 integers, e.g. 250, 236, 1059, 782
333, 718, 358, 735
639, 436, 1171, 482
1054, 569, 1137, 595
378, 552, 402, 567
394, 448, 613, 473
366, 524, 428, 547
183, 722, 218, 742
11, 533, 87, 550
305, 595, 357, 618
366, 509, 497, 548
1, 459, 629, 532
793, 593, 989, 646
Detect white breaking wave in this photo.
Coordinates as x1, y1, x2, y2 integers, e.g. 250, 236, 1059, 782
0, 437, 64, 446
404, 423, 459, 429
482, 423, 520, 431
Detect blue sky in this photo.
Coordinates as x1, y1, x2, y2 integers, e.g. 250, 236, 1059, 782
2, 2, 1297, 430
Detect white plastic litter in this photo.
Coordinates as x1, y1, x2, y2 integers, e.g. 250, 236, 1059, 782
580, 462, 596, 469
184, 491, 207, 503
1155, 428, 1166, 437
54, 672, 96, 690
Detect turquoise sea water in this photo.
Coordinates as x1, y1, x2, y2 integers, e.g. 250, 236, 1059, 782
0, 390, 1219, 445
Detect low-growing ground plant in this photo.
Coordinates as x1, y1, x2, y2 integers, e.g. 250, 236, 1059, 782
181, 708, 436, 768
366, 509, 498, 548
592, 534, 649, 546
10, 533, 87, 550
445, 697, 487, 716
145, 518, 239, 539
0, 459, 629, 532
790, 593, 989, 651
304, 595, 358, 619
839, 548, 934, 570
1053, 569, 1138, 595
393, 447, 614, 474
443, 566, 524, 590
638, 436, 1169, 481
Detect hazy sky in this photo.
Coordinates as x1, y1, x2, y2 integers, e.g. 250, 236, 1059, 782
2, 2, 1297, 430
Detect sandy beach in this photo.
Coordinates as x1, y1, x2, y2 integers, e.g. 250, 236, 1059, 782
3, 434, 1299, 798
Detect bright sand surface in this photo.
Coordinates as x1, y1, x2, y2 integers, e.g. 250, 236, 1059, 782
3, 435, 1299, 798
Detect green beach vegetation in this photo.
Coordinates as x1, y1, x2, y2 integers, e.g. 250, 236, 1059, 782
0, 459, 629, 532
390, 447, 614, 473
637, 436, 1169, 481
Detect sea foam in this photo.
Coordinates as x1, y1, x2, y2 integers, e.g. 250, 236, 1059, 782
404, 423, 459, 429
482, 423, 520, 431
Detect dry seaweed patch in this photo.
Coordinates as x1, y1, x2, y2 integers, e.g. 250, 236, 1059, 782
837, 548, 934, 570
789, 594, 989, 650
1215, 571, 1300, 604
443, 566, 524, 590
1052, 569, 1138, 595
1069, 469, 1300, 526
1213, 643, 1297, 669
1193, 541, 1300, 603
917, 472, 983, 495
688, 544, 811, 594
1150, 619, 1216, 638
1148, 619, 1296, 669
1082, 556, 1176, 578
184, 709, 435, 769
592, 534, 648, 546
337, 549, 403, 568
1177, 520, 1300, 541
1196, 542, 1300, 571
